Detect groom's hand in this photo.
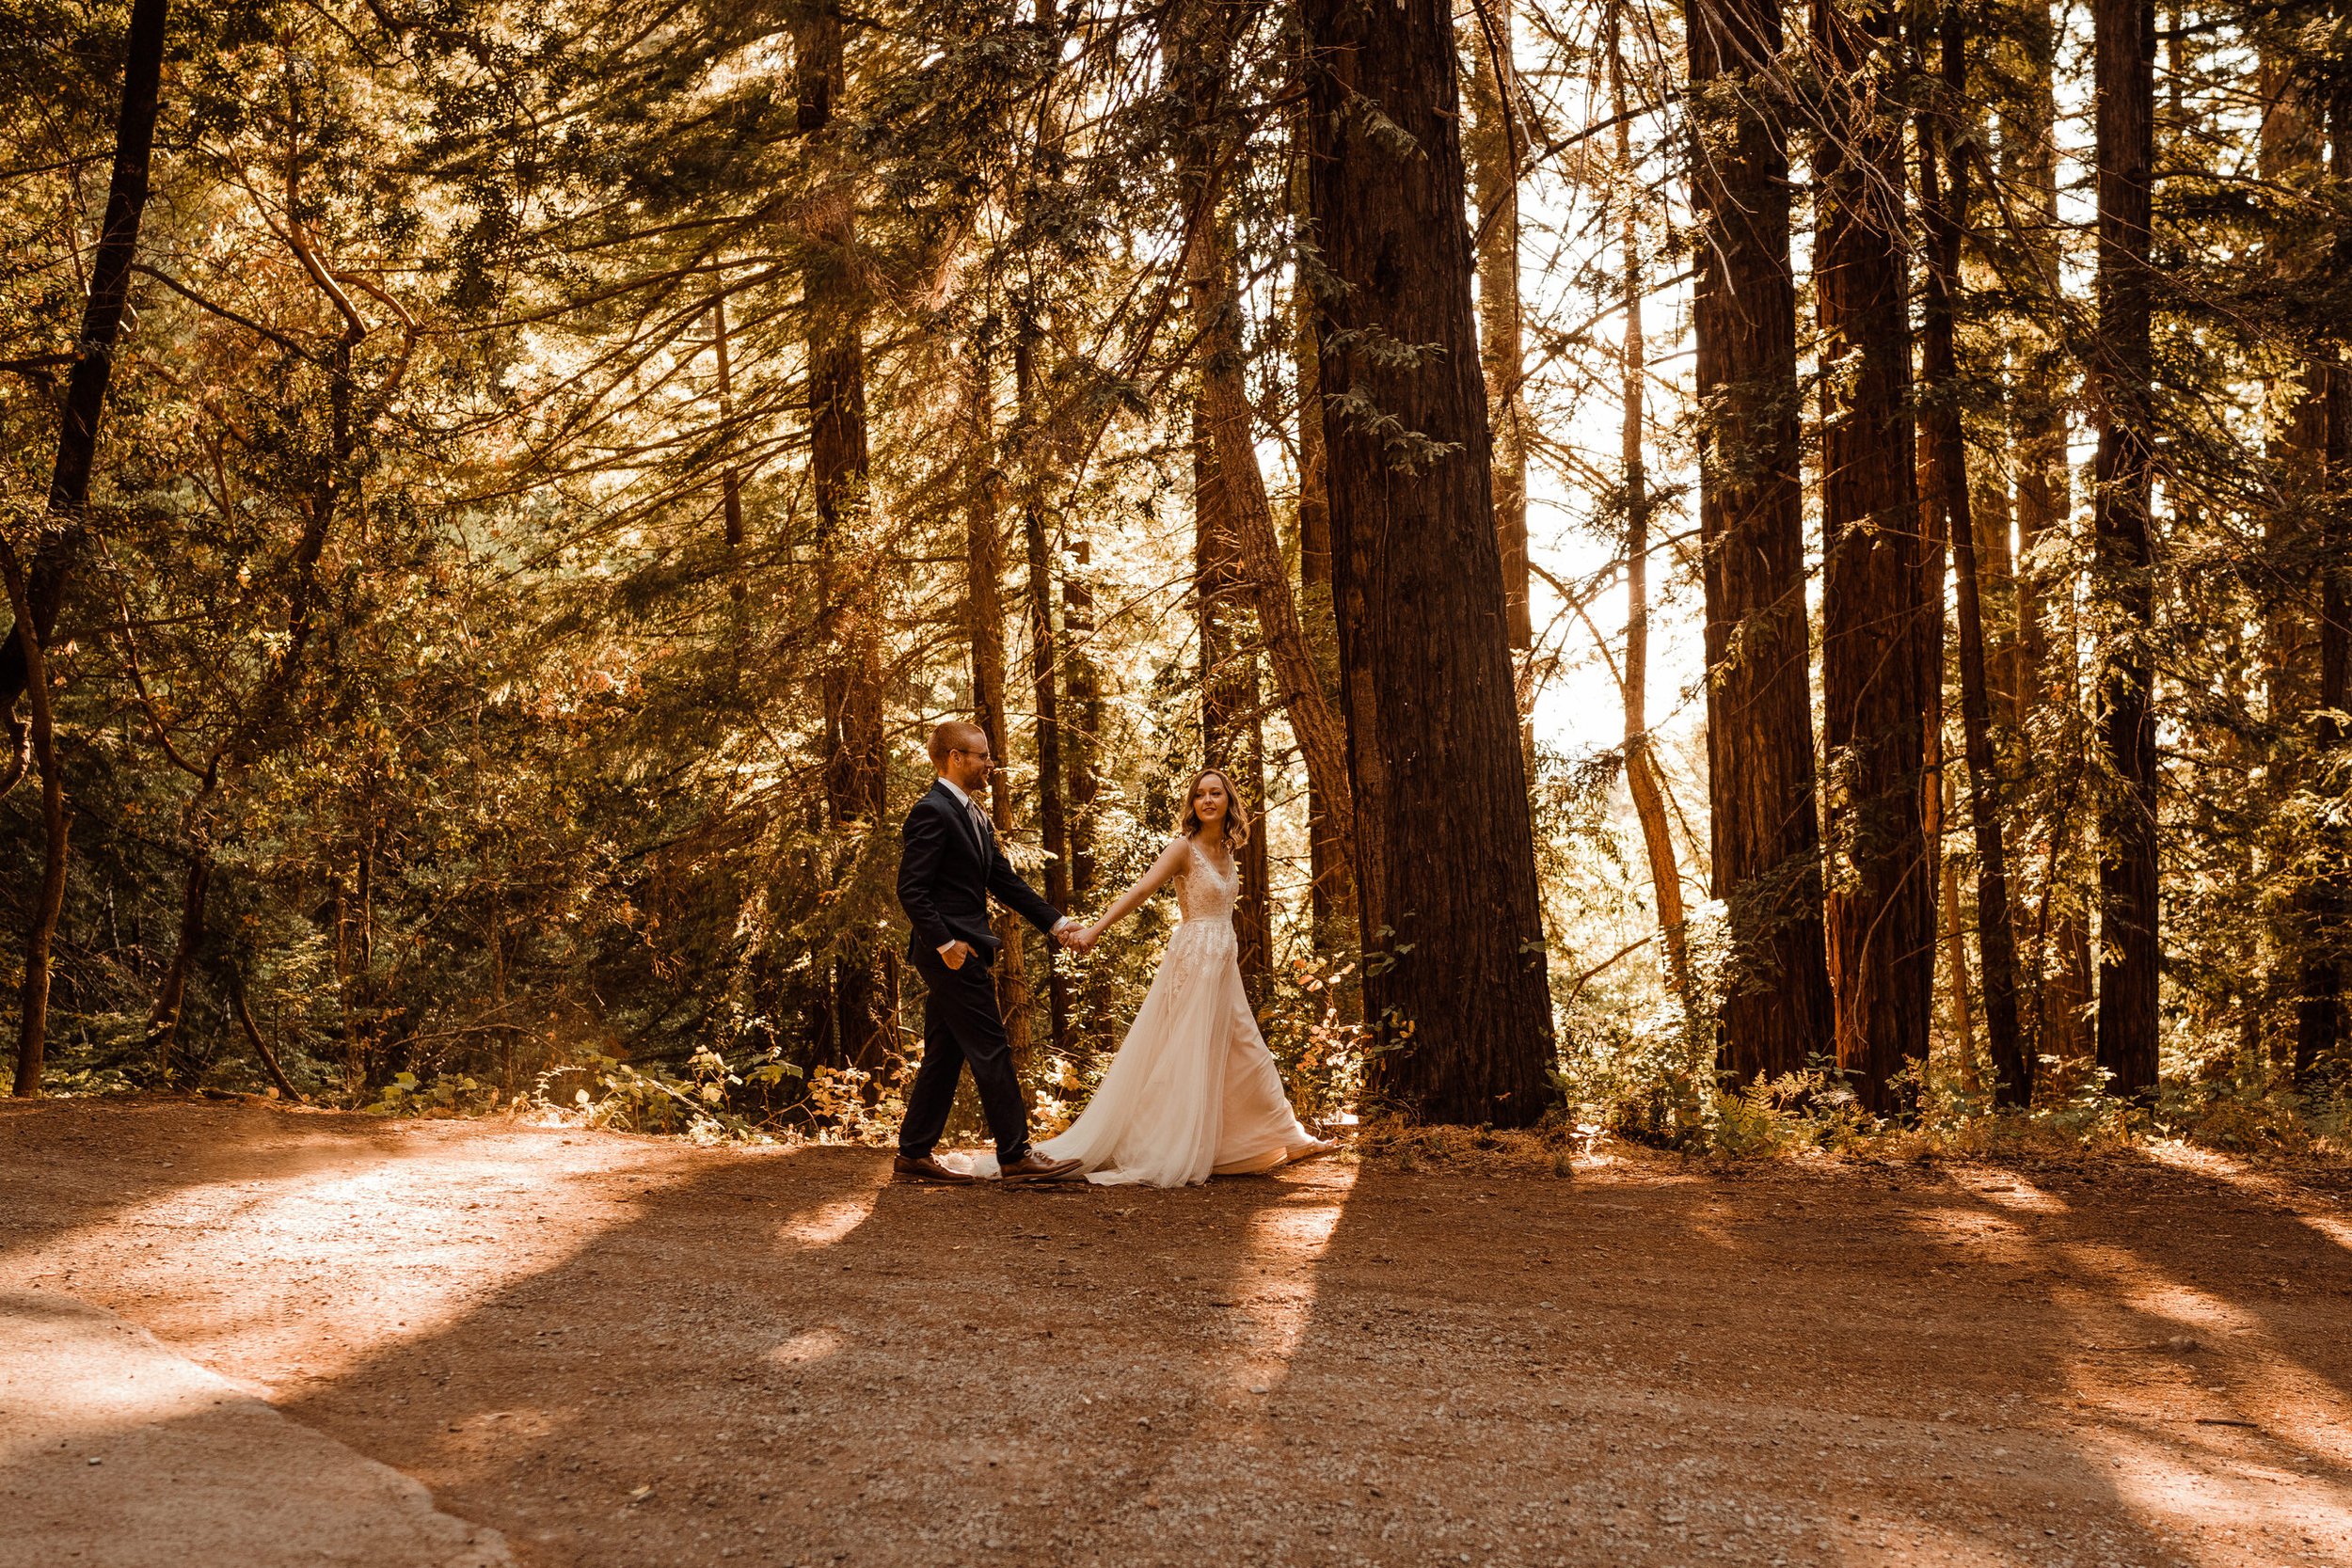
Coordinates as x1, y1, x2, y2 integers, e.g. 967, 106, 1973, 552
940, 940, 974, 971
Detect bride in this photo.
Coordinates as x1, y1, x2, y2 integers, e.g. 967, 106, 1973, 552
970, 768, 1336, 1187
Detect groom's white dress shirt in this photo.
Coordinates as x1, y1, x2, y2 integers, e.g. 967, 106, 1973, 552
934, 774, 1075, 955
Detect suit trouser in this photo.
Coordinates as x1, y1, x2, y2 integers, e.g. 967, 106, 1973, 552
899, 944, 1029, 1161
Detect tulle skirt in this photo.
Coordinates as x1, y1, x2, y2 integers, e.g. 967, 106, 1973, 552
957, 917, 1325, 1187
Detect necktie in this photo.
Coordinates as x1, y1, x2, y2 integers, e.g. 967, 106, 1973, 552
965, 798, 991, 853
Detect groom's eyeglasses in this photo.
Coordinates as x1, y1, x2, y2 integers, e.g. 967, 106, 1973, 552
952, 747, 994, 768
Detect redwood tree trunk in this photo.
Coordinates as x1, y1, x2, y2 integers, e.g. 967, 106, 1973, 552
4, 546, 68, 1098
962, 346, 1031, 1062
1291, 166, 1352, 949
1612, 7, 1691, 1002
1176, 0, 1356, 890
1683, 0, 1835, 1082
1462, 0, 1534, 672
2091, 0, 2160, 1098
1016, 326, 1072, 1055
1922, 0, 2028, 1104
802, 3, 890, 1072
0, 0, 168, 719
2004, 0, 2089, 1084
1816, 0, 1932, 1112
2296, 91, 2352, 1081
1304, 0, 1556, 1124
1195, 404, 1274, 999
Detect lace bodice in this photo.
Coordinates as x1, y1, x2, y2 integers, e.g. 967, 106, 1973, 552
1172, 835, 1238, 927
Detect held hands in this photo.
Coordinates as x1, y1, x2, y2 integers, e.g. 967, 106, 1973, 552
1055, 921, 1100, 955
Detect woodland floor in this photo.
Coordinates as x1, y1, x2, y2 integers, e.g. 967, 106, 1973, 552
3, 1101, 2351, 1568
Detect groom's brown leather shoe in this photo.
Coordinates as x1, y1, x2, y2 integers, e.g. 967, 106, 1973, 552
893, 1153, 977, 1185
995, 1151, 1082, 1184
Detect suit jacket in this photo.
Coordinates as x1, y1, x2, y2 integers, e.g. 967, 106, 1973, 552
898, 780, 1062, 965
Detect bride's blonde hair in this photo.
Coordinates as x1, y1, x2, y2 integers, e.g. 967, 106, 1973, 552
1179, 768, 1250, 848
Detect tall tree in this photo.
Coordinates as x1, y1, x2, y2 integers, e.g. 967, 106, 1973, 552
1194, 404, 1274, 996
1815, 0, 1934, 1110
2296, 87, 2352, 1082
1921, 0, 2028, 1103
1462, 0, 1534, 691
1611, 3, 1692, 1001
1304, 0, 1556, 1124
802, 0, 891, 1072
2090, 0, 2160, 1097
4, 0, 169, 1095
1998, 0, 2091, 1082
963, 343, 1033, 1061
1291, 123, 1352, 948
1174, 0, 1357, 895
0, 0, 168, 724
1015, 324, 1073, 1054
1684, 0, 1836, 1081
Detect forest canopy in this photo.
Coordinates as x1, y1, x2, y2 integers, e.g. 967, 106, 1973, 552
5, 0, 2350, 1154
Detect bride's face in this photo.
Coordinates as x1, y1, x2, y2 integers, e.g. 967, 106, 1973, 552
1192, 776, 1228, 824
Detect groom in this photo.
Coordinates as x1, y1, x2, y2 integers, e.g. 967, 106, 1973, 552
894, 719, 1086, 1185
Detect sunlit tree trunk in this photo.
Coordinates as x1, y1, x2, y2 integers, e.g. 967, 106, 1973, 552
1305, 0, 1556, 1124
1291, 136, 1353, 950
2, 546, 67, 1098
1922, 0, 2027, 1103
2091, 0, 2160, 1098
2261, 47, 2325, 1074
1061, 534, 1108, 1048
0, 0, 168, 725
1685, 0, 1835, 1083
801, 1, 890, 1073
1015, 325, 1072, 1056
2296, 94, 2352, 1083
1462, 0, 1533, 708
1816, 0, 1933, 1112
2000, 0, 2090, 1086
1176, 0, 1356, 897
1610, 5, 1691, 1003
1194, 404, 1274, 999
961, 345, 1032, 1063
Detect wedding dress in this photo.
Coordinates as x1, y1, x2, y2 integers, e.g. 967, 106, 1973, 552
961, 836, 1327, 1187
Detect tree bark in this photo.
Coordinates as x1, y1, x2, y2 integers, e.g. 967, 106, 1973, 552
1291, 135, 1353, 950
2296, 90, 2352, 1083
802, 1, 890, 1074
2260, 48, 2327, 1075
1304, 0, 1556, 1124
1462, 0, 1534, 672
1684, 0, 1836, 1083
1195, 404, 1274, 999
1061, 534, 1109, 1049
1934, 753, 1979, 1088
0, 0, 169, 720
3, 544, 68, 1098
1921, 0, 2028, 1104
2091, 0, 2160, 1098
229, 960, 302, 1102
1816, 0, 1933, 1112
2001, 0, 2089, 1084
1015, 326, 1072, 1055
1176, 1, 1357, 896
962, 345, 1032, 1063
149, 853, 211, 1080
1611, 6, 1692, 1004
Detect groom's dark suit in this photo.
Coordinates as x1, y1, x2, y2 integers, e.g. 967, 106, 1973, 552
897, 778, 1063, 1162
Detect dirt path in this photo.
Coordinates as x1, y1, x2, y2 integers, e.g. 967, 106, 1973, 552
3, 1099, 2349, 1568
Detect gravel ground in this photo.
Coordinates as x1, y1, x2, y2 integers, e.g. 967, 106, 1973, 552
4, 1097, 2349, 1568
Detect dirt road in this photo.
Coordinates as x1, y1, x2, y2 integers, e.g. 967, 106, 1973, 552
4, 1099, 2349, 1567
